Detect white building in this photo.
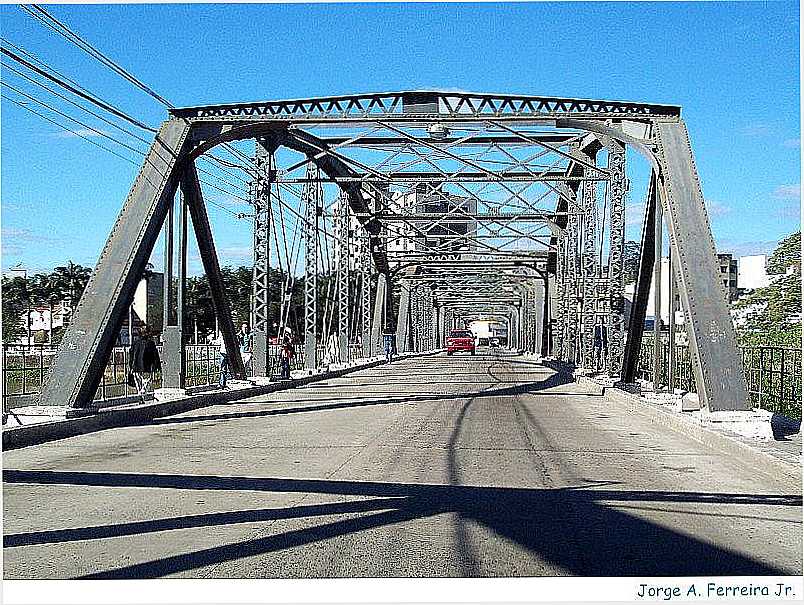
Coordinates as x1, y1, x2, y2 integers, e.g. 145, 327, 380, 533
386, 184, 478, 264
738, 254, 770, 290
623, 257, 684, 327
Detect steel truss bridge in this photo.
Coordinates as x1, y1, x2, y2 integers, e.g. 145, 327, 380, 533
37, 91, 749, 413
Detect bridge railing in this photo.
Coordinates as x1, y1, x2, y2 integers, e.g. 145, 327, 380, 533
3, 340, 371, 410
637, 338, 802, 419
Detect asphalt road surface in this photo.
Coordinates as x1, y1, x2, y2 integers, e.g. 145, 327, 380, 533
3, 351, 801, 578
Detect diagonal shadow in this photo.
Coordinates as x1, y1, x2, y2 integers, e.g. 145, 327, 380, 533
4, 497, 410, 548
4, 469, 800, 578
142, 368, 585, 427
78, 505, 444, 579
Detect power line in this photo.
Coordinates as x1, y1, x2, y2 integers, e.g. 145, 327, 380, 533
24, 4, 174, 108
0, 45, 155, 132
22, 5, 256, 168
1, 93, 141, 166
1, 59, 153, 146
2, 88, 247, 220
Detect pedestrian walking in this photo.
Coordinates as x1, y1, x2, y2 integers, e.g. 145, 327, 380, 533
128, 325, 161, 399
280, 332, 294, 379
214, 332, 229, 388
382, 330, 396, 363
238, 322, 253, 375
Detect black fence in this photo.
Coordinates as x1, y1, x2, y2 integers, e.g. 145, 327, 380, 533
3, 340, 370, 410
638, 337, 802, 419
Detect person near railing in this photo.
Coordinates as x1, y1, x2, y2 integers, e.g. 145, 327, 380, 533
238, 322, 253, 376
382, 329, 396, 363
280, 332, 294, 379
213, 332, 229, 389
129, 325, 161, 399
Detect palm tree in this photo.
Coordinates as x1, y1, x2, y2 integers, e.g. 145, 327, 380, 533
50, 261, 92, 326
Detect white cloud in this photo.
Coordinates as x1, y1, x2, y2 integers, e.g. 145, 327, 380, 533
740, 123, 772, 137
714, 238, 780, 257
772, 184, 801, 200
625, 202, 645, 227
52, 128, 110, 139
1, 227, 56, 243
218, 245, 253, 260
705, 199, 731, 219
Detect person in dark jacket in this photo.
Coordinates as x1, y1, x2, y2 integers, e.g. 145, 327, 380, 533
129, 325, 161, 396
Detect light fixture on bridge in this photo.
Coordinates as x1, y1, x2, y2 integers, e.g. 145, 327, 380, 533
427, 123, 450, 140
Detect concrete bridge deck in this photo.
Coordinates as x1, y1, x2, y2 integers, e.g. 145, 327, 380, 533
3, 351, 801, 578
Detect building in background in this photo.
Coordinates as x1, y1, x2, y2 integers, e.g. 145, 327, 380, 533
117, 272, 164, 345
738, 254, 770, 290
717, 253, 738, 302
387, 183, 478, 263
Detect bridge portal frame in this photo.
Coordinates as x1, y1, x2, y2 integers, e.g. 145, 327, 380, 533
35, 91, 748, 414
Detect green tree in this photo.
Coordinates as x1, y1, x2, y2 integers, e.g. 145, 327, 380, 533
1, 276, 29, 342
734, 231, 801, 346
622, 240, 641, 285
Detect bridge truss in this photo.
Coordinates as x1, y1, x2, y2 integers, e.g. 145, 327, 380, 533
36, 91, 749, 413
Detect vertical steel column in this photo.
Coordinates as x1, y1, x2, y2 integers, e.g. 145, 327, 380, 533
336, 194, 350, 362
161, 193, 184, 390
370, 272, 387, 356
622, 174, 657, 382
303, 164, 321, 370
396, 280, 411, 353
553, 234, 566, 358
251, 142, 272, 376
540, 276, 551, 357
435, 302, 443, 348
580, 162, 599, 369
426, 288, 435, 350
183, 163, 244, 379
359, 235, 372, 357
668, 246, 677, 392
606, 140, 628, 376
563, 185, 581, 364
176, 193, 187, 387
162, 202, 174, 329
652, 202, 663, 391
410, 285, 420, 352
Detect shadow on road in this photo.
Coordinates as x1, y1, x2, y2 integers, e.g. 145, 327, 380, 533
4, 468, 800, 578
140, 367, 587, 428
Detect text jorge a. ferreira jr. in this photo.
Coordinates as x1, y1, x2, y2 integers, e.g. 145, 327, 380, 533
636, 581, 797, 600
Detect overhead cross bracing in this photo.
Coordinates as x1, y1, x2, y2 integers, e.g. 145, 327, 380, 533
36, 91, 749, 415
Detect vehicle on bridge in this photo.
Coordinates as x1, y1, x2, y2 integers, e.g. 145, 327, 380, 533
446, 329, 476, 355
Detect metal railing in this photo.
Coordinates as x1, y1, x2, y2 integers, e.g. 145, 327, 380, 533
3, 339, 375, 410
637, 337, 802, 419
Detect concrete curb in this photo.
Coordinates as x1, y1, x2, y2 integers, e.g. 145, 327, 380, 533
576, 377, 801, 484
2, 350, 441, 451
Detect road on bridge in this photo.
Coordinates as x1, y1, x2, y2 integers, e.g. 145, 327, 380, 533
3, 351, 801, 578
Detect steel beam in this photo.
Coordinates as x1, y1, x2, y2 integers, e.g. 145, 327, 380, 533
183, 163, 245, 380
371, 272, 388, 356
36, 119, 191, 408
359, 235, 372, 356
336, 193, 351, 362
251, 141, 273, 376
622, 174, 657, 382
170, 91, 681, 121
606, 139, 628, 376
653, 202, 664, 391
580, 158, 599, 369
303, 164, 321, 369
396, 282, 411, 353
654, 121, 749, 411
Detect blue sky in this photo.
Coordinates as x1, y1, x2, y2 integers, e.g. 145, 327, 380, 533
1, 1, 800, 274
